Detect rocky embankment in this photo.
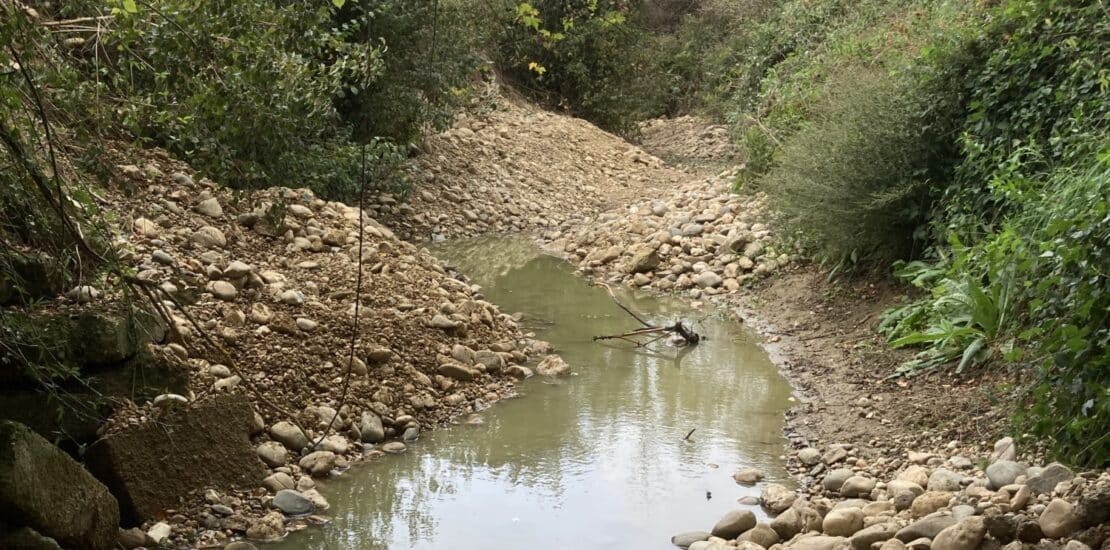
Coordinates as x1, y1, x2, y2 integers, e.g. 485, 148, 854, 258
541, 168, 791, 296
636, 115, 738, 166
2, 143, 567, 548
376, 98, 688, 241
673, 438, 1108, 550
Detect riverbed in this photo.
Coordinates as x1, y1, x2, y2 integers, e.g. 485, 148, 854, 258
271, 237, 793, 549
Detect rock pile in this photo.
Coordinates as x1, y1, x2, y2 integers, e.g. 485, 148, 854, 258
637, 116, 739, 165
542, 170, 791, 298
375, 98, 688, 241
674, 438, 1108, 550
61, 149, 556, 547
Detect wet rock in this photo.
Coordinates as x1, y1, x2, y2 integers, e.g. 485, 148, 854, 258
272, 490, 314, 516
761, 483, 797, 513
298, 451, 336, 477
381, 441, 406, 454
933, 517, 986, 550
269, 421, 309, 452
536, 354, 571, 376
626, 247, 660, 274
245, 511, 285, 541
505, 365, 533, 379
711, 509, 757, 539
823, 507, 864, 537
1028, 463, 1074, 495
0, 421, 119, 550
672, 531, 711, 548
733, 468, 764, 484
359, 412, 385, 443
1039, 498, 1080, 538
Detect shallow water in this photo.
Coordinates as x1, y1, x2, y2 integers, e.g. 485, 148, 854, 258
271, 237, 793, 549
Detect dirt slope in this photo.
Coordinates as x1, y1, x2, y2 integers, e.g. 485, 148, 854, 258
377, 98, 689, 241
36, 145, 555, 547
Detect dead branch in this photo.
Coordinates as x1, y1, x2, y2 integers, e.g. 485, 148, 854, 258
593, 283, 701, 347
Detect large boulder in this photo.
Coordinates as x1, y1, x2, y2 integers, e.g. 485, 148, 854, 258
86, 395, 265, 525
0, 421, 119, 549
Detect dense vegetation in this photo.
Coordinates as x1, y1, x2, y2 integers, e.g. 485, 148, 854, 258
2, 0, 1106, 464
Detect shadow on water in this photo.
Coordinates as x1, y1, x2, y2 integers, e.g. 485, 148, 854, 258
269, 237, 794, 549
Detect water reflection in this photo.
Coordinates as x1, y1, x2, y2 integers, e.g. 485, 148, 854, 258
271, 237, 793, 549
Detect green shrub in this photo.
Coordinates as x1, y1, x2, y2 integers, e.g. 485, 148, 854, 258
486, 0, 676, 134
878, 0, 1110, 466
333, 0, 482, 144
758, 67, 947, 265
882, 156, 1109, 465
36, 0, 478, 200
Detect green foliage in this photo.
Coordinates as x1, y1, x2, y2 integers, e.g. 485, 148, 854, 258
90, 0, 381, 197
882, 157, 1109, 465
872, 1, 1110, 466
487, 0, 679, 134
32, 0, 478, 200
332, 0, 482, 144
758, 67, 946, 265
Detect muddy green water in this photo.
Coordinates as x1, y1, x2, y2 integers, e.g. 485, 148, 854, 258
272, 237, 793, 549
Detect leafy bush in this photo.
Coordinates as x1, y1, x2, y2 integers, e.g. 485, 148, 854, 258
878, 0, 1109, 466
758, 67, 947, 265
333, 0, 482, 144
35, 0, 478, 200
486, 0, 677, 134
882, 157, 1109, 465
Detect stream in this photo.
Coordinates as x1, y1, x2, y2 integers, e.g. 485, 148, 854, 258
271, 237, 794, 549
